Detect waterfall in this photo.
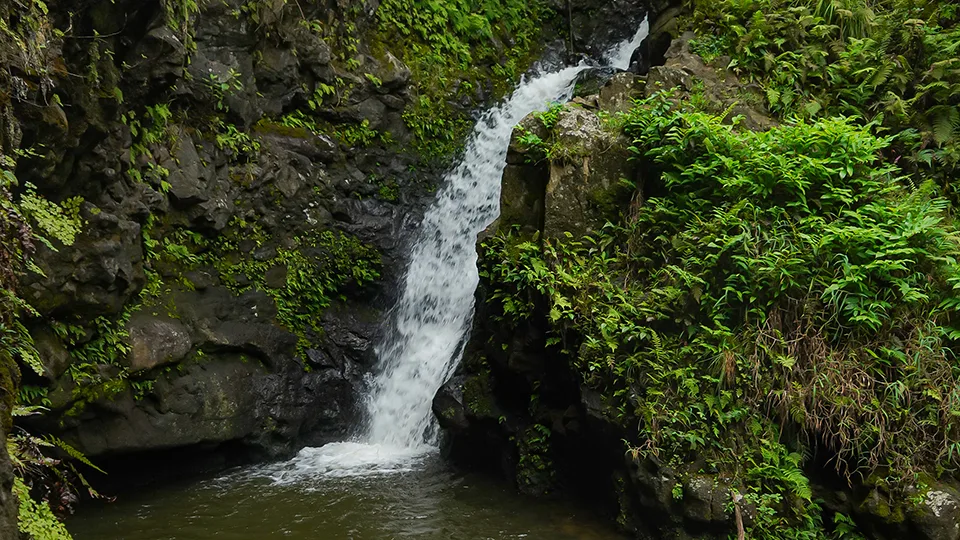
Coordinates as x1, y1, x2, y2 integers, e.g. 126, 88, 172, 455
364, 72, 586, 449
269, 18, 649, 481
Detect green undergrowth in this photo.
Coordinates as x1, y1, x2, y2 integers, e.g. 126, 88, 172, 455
375, 0, 546, 157
10, 414, 107, 540
211, 222, 382, 344
481, 91, 960, 537
683, 0, 960, 193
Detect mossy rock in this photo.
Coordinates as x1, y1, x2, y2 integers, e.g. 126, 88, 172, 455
65, 378, 131, 418
860, 489, 907, 524
462, 369, 497, 420
516, 424, 555, 496
253, 120, 315, 140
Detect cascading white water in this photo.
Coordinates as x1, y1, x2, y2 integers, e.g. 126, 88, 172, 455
364, 68, 591, 449
267, 19, 649, 481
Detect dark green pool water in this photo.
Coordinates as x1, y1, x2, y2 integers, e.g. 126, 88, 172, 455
68, 452, 627, 540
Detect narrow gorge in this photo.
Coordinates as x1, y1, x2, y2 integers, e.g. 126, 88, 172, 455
2, 0, 960, 539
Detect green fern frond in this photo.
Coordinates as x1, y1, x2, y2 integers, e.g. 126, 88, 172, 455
42, 436, 106, 474
931, 106, 959, 145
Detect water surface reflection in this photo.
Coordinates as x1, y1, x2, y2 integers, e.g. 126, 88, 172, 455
69, 455, 627, 540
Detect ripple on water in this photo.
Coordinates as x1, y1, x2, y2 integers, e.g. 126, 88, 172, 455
68, 452, 629, 540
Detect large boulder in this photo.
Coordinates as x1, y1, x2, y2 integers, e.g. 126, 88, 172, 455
46, 285, 370, 459
126, 314, 193, 373
497, 102, 639, 241
598, 72, 646, 115
543, 106, 635, 239
65, 358, 266, 455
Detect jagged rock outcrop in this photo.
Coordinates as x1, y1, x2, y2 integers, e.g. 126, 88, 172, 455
644, 32, 776, 131
549, 0, 649, 59
498, 85, 638, 241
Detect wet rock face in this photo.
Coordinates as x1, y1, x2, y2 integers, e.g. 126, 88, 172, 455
56, 352, 359, 459
562, 0, 650, 58
8, 0, 443, 467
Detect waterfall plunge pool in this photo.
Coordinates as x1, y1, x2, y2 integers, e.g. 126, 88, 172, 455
67, 453, 628, 540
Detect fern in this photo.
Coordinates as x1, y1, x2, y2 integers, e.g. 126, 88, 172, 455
42, 436, 106, 474
931, 105, 960, 145
13, 478, 73, 540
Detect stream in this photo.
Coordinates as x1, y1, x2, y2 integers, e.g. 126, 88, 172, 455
67, 19, 649, 540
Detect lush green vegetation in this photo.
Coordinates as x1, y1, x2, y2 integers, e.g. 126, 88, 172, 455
10, 418, 107, 540
375, 0, 546, 156
485, 97, 960, 538
685, 0, 959, 185
0, 164, 90, 539
479, 1, 960, 536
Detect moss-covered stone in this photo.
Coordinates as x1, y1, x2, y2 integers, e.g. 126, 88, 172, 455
0, 353, 16, 540
252, 120, 316, 140
462, 368, 497, 420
